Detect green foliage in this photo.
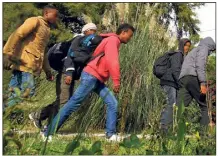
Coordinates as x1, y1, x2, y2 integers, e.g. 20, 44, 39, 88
3, 128, 23, 154
62, 3, 110, 24
64, 140, 80, 154
3, 2, 110, 46
207, 55, 216, 82
3, 3, 41, 41
120, 134, 144, 148
148, 3, 203, 43
77, 140, 102, 155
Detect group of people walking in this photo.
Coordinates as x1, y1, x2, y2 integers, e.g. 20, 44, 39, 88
3, 5, 216, 142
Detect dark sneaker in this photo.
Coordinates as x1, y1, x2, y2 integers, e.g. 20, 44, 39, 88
29, 112, 42, 129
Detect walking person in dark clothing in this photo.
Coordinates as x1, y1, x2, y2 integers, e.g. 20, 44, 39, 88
159, 38, 191, 131
177, 37, 216, 126
29, 23, 98, 129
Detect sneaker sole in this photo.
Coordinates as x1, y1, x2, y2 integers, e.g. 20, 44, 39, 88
28, 114, 40, 129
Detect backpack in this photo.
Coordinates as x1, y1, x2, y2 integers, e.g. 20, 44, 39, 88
70, 34, 103, 65
69, 34, 104, 80
48, 34, 104, 71
47, 37, 79, 71
153, 51, 178, 79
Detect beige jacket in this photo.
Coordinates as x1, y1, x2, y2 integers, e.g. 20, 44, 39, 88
3, 16, 51, 76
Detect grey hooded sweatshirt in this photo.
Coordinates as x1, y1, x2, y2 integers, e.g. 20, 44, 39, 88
179, 37, 216, 85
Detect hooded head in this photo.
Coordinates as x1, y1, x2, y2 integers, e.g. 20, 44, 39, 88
198, 37, 216, 52
178, 38, 191, 54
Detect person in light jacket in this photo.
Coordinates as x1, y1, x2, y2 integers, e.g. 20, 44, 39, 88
177, 37, 216, 126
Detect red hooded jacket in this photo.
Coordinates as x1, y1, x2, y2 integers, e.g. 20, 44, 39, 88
83, 33, 121, 87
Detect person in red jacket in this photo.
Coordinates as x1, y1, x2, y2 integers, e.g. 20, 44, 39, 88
42, 23, 135, 142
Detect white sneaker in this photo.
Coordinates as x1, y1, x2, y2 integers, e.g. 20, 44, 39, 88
40, 132, 52, 142
106, 134, 122, 142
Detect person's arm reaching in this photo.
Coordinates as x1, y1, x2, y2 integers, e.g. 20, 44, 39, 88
104, 37, 121, 91
196, 47, 208, 94
43, 51, 54, 81
63, 48, 76, 85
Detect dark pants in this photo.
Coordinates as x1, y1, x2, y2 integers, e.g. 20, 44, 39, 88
160, 85, 177, 128
177, 76, 209, 126
38, 72, 75, 121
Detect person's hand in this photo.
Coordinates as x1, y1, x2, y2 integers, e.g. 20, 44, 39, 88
46, 71, 54, 81
200, 84, 207, 95
113, 85, 120, 94
65, 75, 72, 85
3, 54, 12, 70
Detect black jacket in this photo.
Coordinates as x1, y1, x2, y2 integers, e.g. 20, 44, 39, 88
160, 38, 191, 89
63, 35, 103, 77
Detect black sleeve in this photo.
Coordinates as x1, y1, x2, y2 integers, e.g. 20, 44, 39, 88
63, 48, 75, 76
171, 53, 183, 85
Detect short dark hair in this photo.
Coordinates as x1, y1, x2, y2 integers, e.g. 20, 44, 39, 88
42, 5, 57, 15
116, 23, 135, 35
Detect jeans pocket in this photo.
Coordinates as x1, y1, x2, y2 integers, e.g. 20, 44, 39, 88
81, 72, 97, 87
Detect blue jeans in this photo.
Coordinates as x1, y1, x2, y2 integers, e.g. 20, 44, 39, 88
7, 70, 35, 107
45, 71, 118, 137
160, 85, 177, 128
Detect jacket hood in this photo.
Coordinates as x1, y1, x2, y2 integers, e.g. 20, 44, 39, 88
178, 38, 191, 53
199, 37, 216, 51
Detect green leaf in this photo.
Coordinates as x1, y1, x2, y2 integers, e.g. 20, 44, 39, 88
177, 101, 185, 120
90, 141, 102, 154
11, 139, 22, 150
146, 149, 154, 155
64, 140, 80, 155
130, 134, 140, 143
13, 87, 21, 97
121, 138, 132, 148
177, 120, 186, 141
7, 138, 22, 150
162, 142, 168, 154
130, 134, 143, 148
3, 136, 8, 150
79, 149, 94, 155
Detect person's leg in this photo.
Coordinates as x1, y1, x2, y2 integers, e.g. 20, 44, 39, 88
160, 85, 177, 129
47, 73, 75, 123
29, 72, 62, 128
59, 73, 74, 106
20, 71, 35, 98
31, 71, 75, 128
185, 76, 209, 126
176, 77, 193, 108
36, 72, 63, 122
7, 70, 22, 107
94, 82, 118, 137
8, 70, 20, 91
45, 71, 98, 136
